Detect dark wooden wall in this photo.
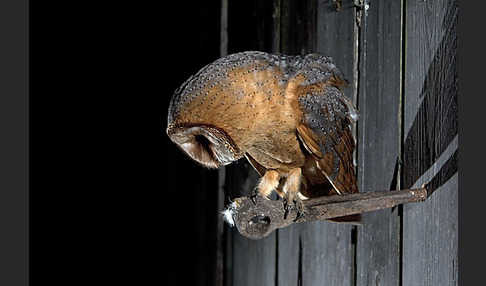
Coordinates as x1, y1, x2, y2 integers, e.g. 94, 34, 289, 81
162, 0, 458, 285
222, 0, 458, 285
161, 2, 221, 285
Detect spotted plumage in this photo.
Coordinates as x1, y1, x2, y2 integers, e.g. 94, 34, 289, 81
167, 51, 359, 220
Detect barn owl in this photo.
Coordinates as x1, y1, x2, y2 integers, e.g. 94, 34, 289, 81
166, 51, 359, 220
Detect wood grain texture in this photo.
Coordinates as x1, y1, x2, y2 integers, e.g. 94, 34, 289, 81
355, 1, 402, 285
271, 1, 359, 285
276, 1, 359, 286
276, 223, 302, 286
222, 0, 458, 285
302, 1, 357, 285
316, 0, 357, 98
232, 228, 277, 286
226, 162, 277, 286
225, 2, 278, 286
402, 0, 458, 285
275, 1, 303, 285
301, 222, 354, 286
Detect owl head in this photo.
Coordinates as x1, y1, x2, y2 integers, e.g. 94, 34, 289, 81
166, 123, 243, 169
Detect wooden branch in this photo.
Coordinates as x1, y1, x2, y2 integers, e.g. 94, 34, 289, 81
227, 188, 427, 239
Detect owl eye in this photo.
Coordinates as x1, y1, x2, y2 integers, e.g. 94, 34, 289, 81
194, 134, 212, 152
167, 126, 218, 169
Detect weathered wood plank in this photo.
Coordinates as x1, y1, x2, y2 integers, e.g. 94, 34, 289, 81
316, 0, 357, 98
402, 0, 458, 285
279, 2, 359, 286
225, 2, 278, 285
231, 232, 277, 286
355, 1, 402, 285
276, 1, 313, 285
302, 2, 357, 285
226, 162, 277, 286
301, 222, 354, 286
276, 224, 301, 286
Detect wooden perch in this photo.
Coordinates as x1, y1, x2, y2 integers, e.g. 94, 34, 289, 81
227, 188, 427, 239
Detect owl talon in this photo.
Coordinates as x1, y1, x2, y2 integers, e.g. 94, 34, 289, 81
283, 199, 290, 220
282, 196, 306, 221
294, 211, 304, 222
250, 193, 258, 205
293, 198, 306, 222
250, 187, 259, 205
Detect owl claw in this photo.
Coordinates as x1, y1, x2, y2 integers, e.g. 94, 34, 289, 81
250, 187, 259, 205
283, 199, 290, 220
282, 196, 306, 221
293, 198, 306, 222
250, 194, 258, 205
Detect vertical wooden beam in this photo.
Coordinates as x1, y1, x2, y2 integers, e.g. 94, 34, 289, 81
216, 2, 229, 285
220, 0, 228, 57
355, 1, 402, 285
272, 0, 281, 54
299, 2, 358, 285
274, 1, 304, 284
227, 162, 277, 286
226, 1, 277, 285
273, 1, 360, 285
402, 0, 458, 285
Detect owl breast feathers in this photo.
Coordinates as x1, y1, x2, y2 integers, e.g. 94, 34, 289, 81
167, 51, 359, 204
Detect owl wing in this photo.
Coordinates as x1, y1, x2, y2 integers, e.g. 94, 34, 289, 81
244, 153, 266, 177
296, 84, 358, 195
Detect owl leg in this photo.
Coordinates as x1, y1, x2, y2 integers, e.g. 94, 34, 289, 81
282, 168, 306, 220
251, 170, 281, 204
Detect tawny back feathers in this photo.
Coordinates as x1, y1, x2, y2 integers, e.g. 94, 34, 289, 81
167, 51, 358, 196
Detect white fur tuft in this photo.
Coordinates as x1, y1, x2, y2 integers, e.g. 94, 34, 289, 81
221, 201, 238, 227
